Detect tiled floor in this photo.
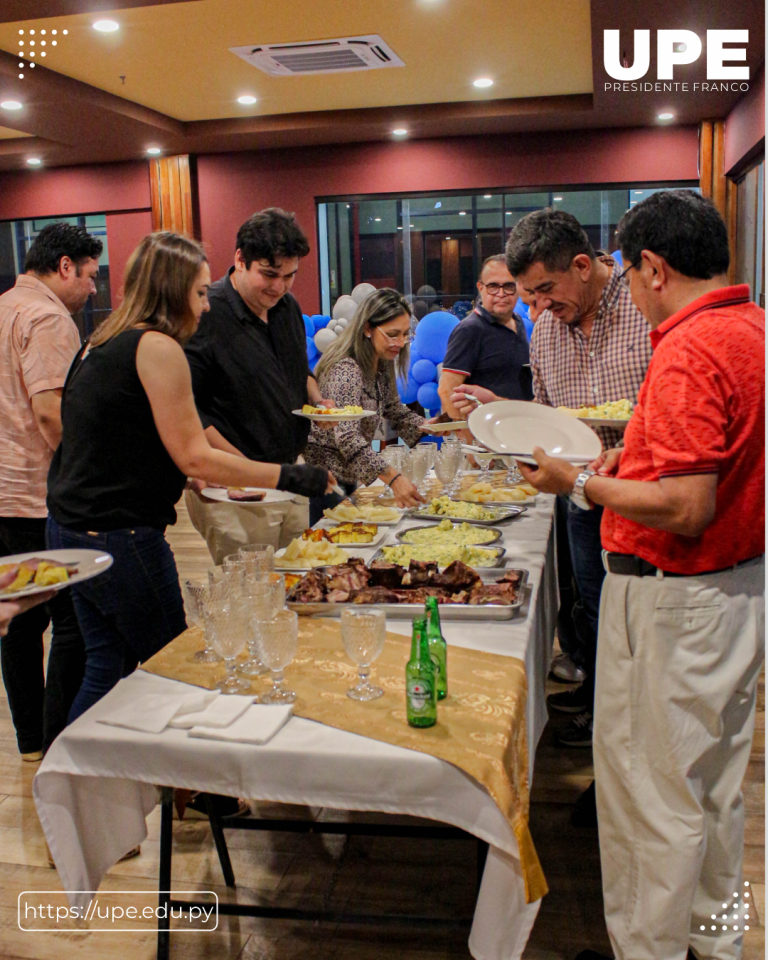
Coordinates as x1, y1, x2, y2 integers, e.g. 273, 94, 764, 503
0, 501, 762, 959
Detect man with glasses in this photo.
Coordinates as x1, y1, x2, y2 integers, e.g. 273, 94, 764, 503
437, 254, 533, 419
185, 208, 334, 562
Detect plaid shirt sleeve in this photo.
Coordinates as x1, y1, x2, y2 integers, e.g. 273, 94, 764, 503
528, 325, 550, 406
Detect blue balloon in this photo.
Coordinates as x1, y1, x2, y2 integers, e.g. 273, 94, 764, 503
397, 374, 419, 405
416, 382, 441, 412
304, 315, 315, 337
413, 311, 459, 364
306, 335, 319, 359
610, 249, 624, 267
407, 349, 422, 370
411, 359, 437, 385
312, 314, 330, 330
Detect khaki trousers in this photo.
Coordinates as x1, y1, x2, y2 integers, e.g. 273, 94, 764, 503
184, 490, 309, 565
594, 559, 764, 960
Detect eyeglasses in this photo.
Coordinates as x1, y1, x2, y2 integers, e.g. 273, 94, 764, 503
376, 328, 414, 344
618, 260, 639, 282
480, 282, 517, 295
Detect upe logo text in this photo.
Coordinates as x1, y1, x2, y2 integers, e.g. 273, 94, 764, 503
604, 30, 749, 81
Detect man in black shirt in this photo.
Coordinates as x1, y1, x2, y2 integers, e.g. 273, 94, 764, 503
185, 208, 332, 560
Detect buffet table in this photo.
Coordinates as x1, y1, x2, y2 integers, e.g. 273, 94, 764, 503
33, 489, 558, 960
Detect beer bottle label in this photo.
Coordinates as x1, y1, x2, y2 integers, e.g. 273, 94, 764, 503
407, 679, 433, 713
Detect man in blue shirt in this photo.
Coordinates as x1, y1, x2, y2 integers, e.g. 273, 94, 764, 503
437, 254, 533, 417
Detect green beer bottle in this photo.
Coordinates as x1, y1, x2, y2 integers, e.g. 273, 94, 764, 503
425, 596, 448, 700
405, 617, 437, 727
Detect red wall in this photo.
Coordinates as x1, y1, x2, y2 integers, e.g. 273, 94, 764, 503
196, 126, 700, 312
105, 210, 154, 300
724, 66, 765, 176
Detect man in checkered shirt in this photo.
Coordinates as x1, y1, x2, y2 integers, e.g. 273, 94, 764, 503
453, 209, 652, 753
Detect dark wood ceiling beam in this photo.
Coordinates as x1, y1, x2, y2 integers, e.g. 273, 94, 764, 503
0, 0, 201, 25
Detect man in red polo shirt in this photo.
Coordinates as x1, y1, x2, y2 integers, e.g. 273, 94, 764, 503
517, 190, 764, 960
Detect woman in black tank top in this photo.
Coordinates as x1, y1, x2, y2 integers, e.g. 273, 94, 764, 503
47, 232, 335, 723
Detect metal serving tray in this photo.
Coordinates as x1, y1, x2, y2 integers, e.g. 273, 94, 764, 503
287, 569, 529, 621
406, 505, 526, 526
369, 545, 506, 569
395, 524, 503, 545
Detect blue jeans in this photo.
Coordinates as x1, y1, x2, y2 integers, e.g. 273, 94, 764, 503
565, 498, 605, 707
46, 519, 187, 724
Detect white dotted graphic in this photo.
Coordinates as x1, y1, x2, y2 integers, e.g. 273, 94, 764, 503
16, 25, 68, 78
706, 882, 752, 933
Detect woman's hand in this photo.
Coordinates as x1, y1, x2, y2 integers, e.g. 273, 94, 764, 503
390, 474, 426, 508
450, 384, 499, 416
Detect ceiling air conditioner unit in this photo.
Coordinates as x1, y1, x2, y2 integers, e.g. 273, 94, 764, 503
229, 35, 405, 76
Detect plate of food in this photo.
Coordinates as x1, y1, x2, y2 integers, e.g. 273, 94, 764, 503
421, 412, 469, 433
557, 399, 633, 430
287, 558, 528, 620
456, 481, 539, 506
409, 496, 525, 525
468, 400, 602, 465
293, 405, 378, 422
396, 519, 503, 546
374, 543, 505, 569
201, 487, 296, 504
302, 522, 387, 548
0, 549, 113, 601
323, 502, 402, 525
274, 537, 364, 571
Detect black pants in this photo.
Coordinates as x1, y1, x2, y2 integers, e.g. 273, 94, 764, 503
0, 517, 85, 753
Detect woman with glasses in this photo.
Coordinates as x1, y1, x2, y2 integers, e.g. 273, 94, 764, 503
305, 288, 430, 520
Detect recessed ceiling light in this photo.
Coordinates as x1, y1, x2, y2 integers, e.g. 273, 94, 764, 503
147, 147, 161, 155
93, 20, 119, 32
374, 218, 381, 221
27, 157, 41, 165
459, 211, 466, 215
397, 226, 402, 229
237, 95, 257, 105
658, 112, 674, 120
0, 100, 22, 110
483, 194, 492, 199
392, 128, 408, 136
473, 78, 493, 88
505, 211, 511, 215
446, 236, 451, 239
410, 224, 414, 227
634, 190, 643, 194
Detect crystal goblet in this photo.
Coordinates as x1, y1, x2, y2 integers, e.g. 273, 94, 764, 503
502, 456, 525, 486
254, 609, 299, 704
206, 598, 251, 694
237, 543, 275, 581
240, 573, 286, 677
341, 608, 386, 701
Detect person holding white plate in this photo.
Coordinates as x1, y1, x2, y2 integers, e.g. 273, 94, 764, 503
304, 289, 432, 522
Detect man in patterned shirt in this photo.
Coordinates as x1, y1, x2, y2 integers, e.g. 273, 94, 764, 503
454, 209, 653, 750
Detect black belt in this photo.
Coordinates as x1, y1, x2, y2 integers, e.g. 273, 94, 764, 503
603, 551, 764, 578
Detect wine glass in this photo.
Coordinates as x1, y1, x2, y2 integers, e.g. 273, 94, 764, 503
502, 456, 525, 486
238, 543, 275, 581
240, 573, 286, 677
379, 445, 405, 499
206, 598, 251, 694
407, 446, 429, 495
182, 579, 221, 663
441, 438, 465, 495
473, 449, 495, 482
419, 440, 438, 473
434, 447, 459, 498
254, 609, 299, 704
341, 608, 386, 701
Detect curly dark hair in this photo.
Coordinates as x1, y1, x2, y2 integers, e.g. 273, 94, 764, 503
24, 222, 103, 275
616, 189, 729, 280
235, 207, 310, 268
505, 208, 594, 276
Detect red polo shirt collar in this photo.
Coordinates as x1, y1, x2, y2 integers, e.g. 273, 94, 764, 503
650, 284, 752, 348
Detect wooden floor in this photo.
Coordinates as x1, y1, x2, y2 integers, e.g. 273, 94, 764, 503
0, 501, 762, 960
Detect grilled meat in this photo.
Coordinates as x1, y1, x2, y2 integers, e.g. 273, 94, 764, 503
368, 559, 406, 589
431, 560, 481, 590
401, 559, 438, 586
324, 560, 370, 593
349, 586, 402, 604
227, 488, 266, 502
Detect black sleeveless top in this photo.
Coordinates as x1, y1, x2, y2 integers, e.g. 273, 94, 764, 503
47, 328, 187, 531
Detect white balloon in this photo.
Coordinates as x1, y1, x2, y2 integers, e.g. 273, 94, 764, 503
332, 295, 358, 320
333, 322, 345, 334
350, 282, 377, 304
314, 328, 337, 353
336, 317, 349, 328
417, 284, 436, 298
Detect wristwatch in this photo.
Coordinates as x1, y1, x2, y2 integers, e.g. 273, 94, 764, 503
570, 469, 595, 510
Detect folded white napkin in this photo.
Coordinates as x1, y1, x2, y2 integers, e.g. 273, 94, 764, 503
188, 704, 293, 745
97, 689, 219, 734
169, 694, 255, 729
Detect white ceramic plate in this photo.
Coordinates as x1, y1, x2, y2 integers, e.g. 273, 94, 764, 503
292, 409, 378, 422
274, 546, 363, 572
468, 400, 602, 465
308, 522, 388, 548
322, 504, 402, 525
579, 417, 631, 430
0, 549, 114, 600
421, 420, 468, 433
201, 487, 296, 505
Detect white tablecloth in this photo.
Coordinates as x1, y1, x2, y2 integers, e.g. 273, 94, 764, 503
33, 493, 558, 960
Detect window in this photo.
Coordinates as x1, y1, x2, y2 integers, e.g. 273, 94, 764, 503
0, 214, 112, 339
318, 184, 698, 315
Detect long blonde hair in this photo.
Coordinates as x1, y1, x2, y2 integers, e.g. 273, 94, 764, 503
90, 231, 207, 346
315, 288, 412, 398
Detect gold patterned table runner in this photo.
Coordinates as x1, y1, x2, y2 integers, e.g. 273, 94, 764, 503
141, 620, 547, 902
